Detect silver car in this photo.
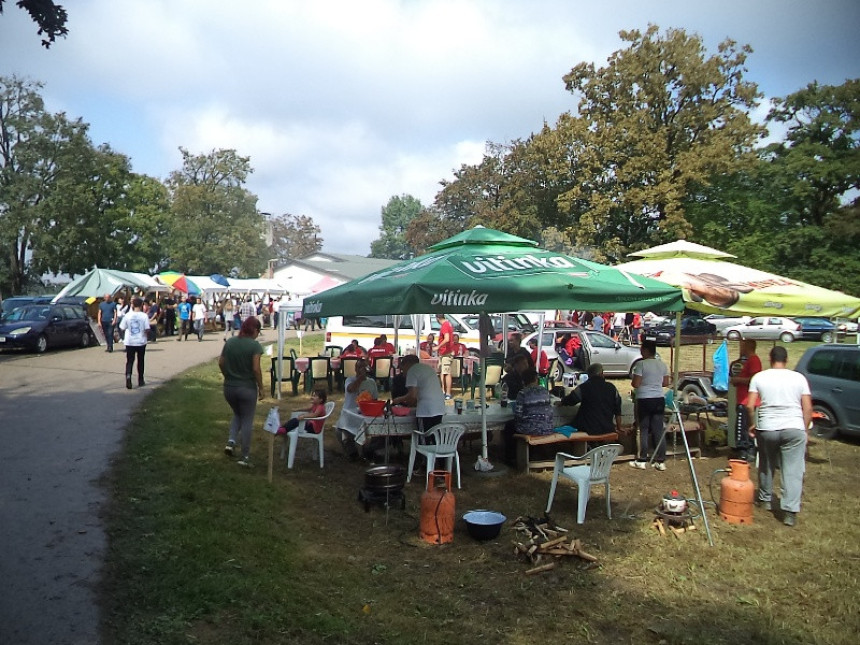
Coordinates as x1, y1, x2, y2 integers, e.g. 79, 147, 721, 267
724, 316, 801, 343
704, 314, 751, 336
523, 328, 644, 379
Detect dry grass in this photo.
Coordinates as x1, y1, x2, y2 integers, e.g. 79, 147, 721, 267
102, 338, 860, 645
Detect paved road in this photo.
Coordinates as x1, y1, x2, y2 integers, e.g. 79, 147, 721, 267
0, 329, 285, 645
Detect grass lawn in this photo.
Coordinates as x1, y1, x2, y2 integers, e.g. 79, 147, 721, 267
101, 337, 860, 644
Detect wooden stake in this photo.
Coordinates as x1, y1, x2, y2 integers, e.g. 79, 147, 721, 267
525, 562, 556, 576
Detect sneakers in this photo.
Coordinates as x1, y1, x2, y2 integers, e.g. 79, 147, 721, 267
629, 460, 646, 470
445, 394, 452, 401
653, 462, 666, 471
224, 441, 235, 457
783, 511, 797, 527
236, 457, 252, 468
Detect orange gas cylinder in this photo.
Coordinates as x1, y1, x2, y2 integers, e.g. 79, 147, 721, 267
419, 471, 455, 544
719, 459, 754, 525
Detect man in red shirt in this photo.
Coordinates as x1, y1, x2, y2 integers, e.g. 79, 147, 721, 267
435, 313, 454, 400
528, 337, 550, 376
379, 334, 396, 354
731, 339, 762, 461
366, 336, 390, 369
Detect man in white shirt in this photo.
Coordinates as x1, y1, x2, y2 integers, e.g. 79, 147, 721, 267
747, 346, 812, 527
191, 297, 208, 342
391, 354, 446, 432
336, 358, 379, 459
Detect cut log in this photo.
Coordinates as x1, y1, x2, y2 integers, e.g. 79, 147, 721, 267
525, 562, 556, 576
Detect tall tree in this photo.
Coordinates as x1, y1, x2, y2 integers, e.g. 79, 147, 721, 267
557, 25, 764, 262
165, 148, 268, 277
0, 75, 90, 293
764, 79, 860, 227
369, 194, 423, 259
269, 212, 322, 260
0, 0, 68, 47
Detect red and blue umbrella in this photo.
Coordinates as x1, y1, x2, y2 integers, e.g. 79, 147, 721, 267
159, 271, 200, 296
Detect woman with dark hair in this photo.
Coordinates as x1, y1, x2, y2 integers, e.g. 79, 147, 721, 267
629, 340, 670, 471
119, 297, 149, 389
219, 315, 264, 467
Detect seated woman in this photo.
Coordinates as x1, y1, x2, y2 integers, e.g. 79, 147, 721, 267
503, 368, 554, 465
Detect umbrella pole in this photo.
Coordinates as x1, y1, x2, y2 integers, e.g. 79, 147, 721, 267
480, 355, 488, 460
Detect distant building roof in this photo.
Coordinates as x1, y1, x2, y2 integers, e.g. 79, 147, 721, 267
272, 253, 398, 295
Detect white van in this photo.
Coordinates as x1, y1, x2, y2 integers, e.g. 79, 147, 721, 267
325, 314, 482, 355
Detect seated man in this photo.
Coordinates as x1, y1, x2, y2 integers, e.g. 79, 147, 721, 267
451, 333, 468, 357
501, 353, 531, 401
341, 339, 366, 358
366, 336, 390, 368
505, 332, 534, 371
561, 363, 623, 436
503, 368, 555, 465
419, 333, 436, 358
335, 358, 379, 459
379, 334, 396, 355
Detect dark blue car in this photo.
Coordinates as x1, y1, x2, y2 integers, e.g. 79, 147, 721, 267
0, 303, 94, 353
792, 317, 840, 343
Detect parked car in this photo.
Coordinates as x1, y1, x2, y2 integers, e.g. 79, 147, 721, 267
795, 344, 860, 438
0, 303, 94, 353
459, 313, 536, 343
0, 295, 54, 320
835, 318, 858, 334
724, 316, 801, 343
523, 327, 644, 380
704, 314, 751, 336
792, 316, 840, 343
642, 316, 717, 346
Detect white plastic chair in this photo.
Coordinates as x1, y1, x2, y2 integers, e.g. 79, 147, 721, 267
545, 444, 623, 524
284, 401, 336, 469
407, 423, 466, 489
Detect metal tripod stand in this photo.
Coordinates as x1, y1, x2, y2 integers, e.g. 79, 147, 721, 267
623, 401, 714, 546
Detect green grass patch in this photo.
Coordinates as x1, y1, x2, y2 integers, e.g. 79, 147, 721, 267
102, 338, 860, 644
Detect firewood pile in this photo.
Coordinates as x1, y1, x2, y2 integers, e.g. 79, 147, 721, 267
511, 516, 599, 575
652, 516, 697, 538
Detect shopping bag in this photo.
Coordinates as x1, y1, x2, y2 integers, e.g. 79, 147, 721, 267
263, 407, 281, 434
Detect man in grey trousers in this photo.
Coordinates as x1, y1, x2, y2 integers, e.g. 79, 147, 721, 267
747, 346, 813, 527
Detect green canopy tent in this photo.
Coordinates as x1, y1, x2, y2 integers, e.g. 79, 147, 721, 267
301, 227, 685, 464
53, 268, 167, 300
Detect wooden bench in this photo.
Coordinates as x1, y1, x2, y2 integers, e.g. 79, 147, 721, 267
513, 431, 619, 472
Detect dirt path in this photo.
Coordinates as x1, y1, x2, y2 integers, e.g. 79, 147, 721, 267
0, 328, 286, 645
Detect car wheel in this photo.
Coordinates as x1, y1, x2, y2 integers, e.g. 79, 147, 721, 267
779, 331, 795, 343
80, 331, 92, 348
821, 331, 833, 343
726, 331, 741, 341
35, 334, 48, 354
811, 403, 839, 440
552, 360, 564, 384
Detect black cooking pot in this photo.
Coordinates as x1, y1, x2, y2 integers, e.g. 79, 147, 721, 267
364, 465, 407, 491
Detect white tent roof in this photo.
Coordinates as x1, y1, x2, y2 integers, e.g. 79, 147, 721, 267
226, 278, 287, 295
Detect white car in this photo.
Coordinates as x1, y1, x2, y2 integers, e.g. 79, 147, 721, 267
704, 314, 751, 336
723, 316, 801, 343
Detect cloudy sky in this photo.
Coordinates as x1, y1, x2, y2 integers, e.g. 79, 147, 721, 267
2, 0, 858, 256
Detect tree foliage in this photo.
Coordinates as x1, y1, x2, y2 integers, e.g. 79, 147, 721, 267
369, 194, 424, 259
165, 148, 268, 277
269, 212, 322, 260
0, 0, 68, 48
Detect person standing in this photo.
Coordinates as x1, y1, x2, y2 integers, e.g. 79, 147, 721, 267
527, 337, 550, 376
119, 297, 149, 389
147, 299, 160, 343
747, 346, 812, 527
219, 316, 265, 467
629, 340, 670, 471
436, 313, 454, 400
163, 293, 177, 337
592, 312, 605, 333
239, 297, 256, 328
191, 297, 207, 342
177, 296, 192, 341
731, 339, 762, 461
98, 293, 117, 353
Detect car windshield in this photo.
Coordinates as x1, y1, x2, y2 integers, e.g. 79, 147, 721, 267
7, 305, 50, 322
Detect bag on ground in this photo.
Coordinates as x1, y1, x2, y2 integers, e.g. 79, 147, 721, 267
263, 407, 281, 434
